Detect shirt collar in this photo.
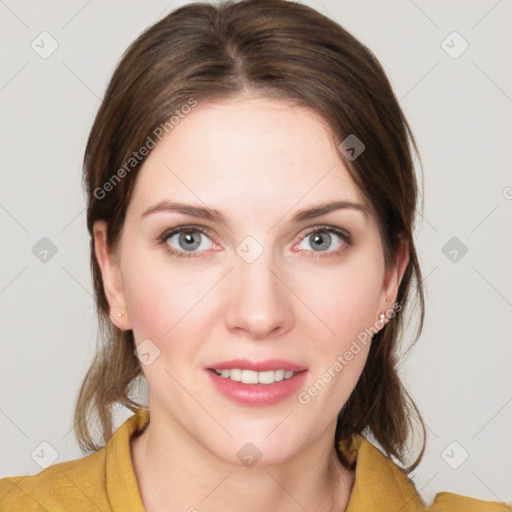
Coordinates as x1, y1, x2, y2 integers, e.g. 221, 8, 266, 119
339, 434, 424, 511
106, 407, 149, 512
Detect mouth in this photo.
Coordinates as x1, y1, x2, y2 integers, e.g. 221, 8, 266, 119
206, 358, 308, 383
205, 359, 309, 406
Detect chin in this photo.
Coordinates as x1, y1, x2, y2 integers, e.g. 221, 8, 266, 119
197, 424, 308, 468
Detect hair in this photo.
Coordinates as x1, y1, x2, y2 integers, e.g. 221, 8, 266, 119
76, 0, 426, 472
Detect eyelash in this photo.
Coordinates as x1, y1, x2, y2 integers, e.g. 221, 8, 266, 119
156, 224, 353, 261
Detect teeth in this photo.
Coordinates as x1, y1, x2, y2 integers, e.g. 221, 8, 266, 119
229, 368, 241, 382
274, 369, 285, 382
212, 368, 298, 384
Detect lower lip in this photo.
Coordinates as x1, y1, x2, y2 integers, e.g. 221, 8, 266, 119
206, 369, 308, 406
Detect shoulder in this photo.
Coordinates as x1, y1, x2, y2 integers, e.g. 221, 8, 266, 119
340, 434, 511, 512
0, 449, 109, 512
426, 492, 512, 512
0, 410, 149, 512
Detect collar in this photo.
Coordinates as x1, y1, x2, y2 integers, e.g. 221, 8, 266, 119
105, 407, 149, 512
339, 434, 424, 511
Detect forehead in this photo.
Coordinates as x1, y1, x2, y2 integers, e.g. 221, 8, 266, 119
128, 96, 368, 218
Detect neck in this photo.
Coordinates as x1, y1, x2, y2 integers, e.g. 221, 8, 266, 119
131, 408, 354, 512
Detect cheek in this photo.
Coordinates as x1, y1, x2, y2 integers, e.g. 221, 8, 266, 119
295, 268, 380, 415
122, 256, 214, 395
121, 247, 207, 342
309, 259, 384, 342
295, 250, 384, 398
124, 271, 168, 339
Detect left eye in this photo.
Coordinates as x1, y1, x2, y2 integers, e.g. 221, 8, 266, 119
297, 227, 349, 253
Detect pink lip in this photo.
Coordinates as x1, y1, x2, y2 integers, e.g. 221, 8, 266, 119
206, 358, 308, 372
205, 360, 309, 406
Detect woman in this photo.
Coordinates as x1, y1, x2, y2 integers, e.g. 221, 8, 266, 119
0, 0, 509, 510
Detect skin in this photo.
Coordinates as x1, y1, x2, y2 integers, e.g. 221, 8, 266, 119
93, 94, 409, 512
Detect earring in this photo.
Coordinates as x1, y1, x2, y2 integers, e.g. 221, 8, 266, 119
117, 313, 123, 318
379, 312, 385, 323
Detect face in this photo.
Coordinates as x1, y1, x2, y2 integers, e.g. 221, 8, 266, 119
94, 95, 407, 466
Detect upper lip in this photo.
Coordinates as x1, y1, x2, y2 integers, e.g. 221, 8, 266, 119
207, 359, 308, 372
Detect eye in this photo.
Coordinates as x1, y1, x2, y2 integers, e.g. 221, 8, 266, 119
157, 224, 352, 261
157, 226, 215, 259
295, 225, 352, 258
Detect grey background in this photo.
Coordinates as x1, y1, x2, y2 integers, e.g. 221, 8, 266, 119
1, 0, 511, 506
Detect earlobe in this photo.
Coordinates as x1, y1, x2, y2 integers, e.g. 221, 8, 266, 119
93, 220, 131, 330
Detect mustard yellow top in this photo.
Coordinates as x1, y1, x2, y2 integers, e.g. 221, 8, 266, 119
0, 408, 509, 511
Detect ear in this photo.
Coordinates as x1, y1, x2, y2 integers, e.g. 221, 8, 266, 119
93, 220, 131, 331
377, 235, 410, 324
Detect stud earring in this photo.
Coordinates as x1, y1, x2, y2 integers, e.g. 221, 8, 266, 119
117, 313, 123, 318
379, 312, 385, 323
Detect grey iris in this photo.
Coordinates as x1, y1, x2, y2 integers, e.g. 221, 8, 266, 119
179, 231, 202, 251
310, 231, 331, 251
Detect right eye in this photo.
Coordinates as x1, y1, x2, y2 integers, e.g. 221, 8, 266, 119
157, 226, 216, 259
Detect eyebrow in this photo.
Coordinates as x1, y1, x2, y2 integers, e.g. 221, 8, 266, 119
291, 200, 370, 222
141, 199, 370, 228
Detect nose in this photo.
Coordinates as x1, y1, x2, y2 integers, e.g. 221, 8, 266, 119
224, 249, 294, 340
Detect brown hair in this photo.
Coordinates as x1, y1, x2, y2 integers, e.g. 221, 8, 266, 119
76, 0, 426, 472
